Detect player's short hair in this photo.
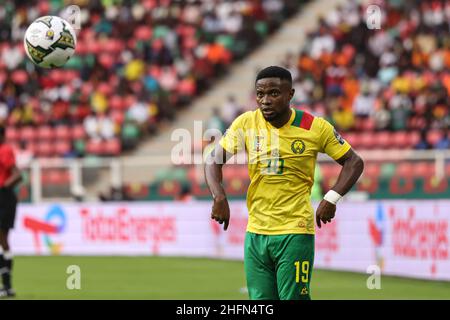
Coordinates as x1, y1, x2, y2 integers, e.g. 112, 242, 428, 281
256, 66, 292, 84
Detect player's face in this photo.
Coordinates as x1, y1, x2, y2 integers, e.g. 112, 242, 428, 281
255, 78, 294, 122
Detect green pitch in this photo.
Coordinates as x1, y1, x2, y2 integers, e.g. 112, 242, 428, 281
11, 256, 450, 299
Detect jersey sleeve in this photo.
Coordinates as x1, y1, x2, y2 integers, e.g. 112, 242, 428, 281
3, 145, 16, 170
318, 118, 351, 160
219, 112, 247, 154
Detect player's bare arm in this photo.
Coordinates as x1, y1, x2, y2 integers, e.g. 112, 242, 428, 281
316, 149, 364, 228
204, 143, 235, 231
3, 166, 22, 189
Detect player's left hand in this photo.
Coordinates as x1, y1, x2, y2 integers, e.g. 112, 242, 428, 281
316, 200, 336, 229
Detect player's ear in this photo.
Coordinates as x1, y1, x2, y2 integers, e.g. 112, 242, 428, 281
289, 88, 295, 100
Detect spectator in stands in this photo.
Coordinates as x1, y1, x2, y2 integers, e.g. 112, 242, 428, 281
414, 130, 432, 150
14, 141, 33, 169
99, 185, 133, 202
332, 105, 354, 132
0, 99, 8, 125
352, 84, 375, 120
84, 113, 100, 141
1, 0, 298, 158
207, 108, 226, 135
176, 184, 196, 202
434, 129, 450, 150
221, 95, 241, 128
372, 102, 391, 131
389, 92, 411, 131
127, 100, 150, 132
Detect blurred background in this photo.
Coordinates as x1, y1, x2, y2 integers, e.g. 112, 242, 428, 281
1, 0, 449, 299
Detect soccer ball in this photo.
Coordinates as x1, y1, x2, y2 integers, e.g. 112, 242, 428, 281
24, 16, 77, 68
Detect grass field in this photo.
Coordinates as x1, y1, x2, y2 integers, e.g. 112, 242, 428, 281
10, 256, 450, 300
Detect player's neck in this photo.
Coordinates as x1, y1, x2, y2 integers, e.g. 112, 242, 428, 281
268, 108, 292, 128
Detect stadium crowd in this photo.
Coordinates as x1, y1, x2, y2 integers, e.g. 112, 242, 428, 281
291, 0, 450, 150
209, 0, 450, 150
0, 0, 300, 158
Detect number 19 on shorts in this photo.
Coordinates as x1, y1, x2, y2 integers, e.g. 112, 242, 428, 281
295, 261, 309, 283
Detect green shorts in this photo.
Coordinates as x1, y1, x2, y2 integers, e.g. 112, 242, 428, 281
244, 232, 314, 300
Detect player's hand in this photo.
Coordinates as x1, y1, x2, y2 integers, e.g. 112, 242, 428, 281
211, 196, 230, 231
316, 199, 336, 229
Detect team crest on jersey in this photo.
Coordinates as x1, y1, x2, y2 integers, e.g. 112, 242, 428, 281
291, 139, 305, 154
301, 287, 309, 295
334, 129, 345, 145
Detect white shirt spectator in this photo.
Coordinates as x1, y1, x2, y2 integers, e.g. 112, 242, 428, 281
84, 115, 100, 140
223, 12, 242, 34
128, 102, 149, 125
0, 101, 8, 124
15, 147, 34, 169
2, 45, 23, 70
353, 93, 376, 117
263, 0, 283, 14
99, 116, 115, 140
310, 34, 335, 59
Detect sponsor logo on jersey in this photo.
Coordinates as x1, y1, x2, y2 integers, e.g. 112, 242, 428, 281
334, 129, 345, 145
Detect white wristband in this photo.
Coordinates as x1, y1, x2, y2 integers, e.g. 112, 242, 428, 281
323, 190, 342, 205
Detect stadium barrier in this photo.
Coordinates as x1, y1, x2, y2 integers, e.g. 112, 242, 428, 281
16, 149, 450, 203
11, 200, 450, 281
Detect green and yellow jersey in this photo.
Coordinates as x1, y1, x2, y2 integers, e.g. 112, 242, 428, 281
220, 108, 351, 235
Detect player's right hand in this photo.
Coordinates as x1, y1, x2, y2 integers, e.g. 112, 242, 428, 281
211, 196, 230, 231
315, 199, 336, 229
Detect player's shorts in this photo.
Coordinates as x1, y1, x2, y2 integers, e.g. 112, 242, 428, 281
244, 232, 314, 300
0, 188, 18, 231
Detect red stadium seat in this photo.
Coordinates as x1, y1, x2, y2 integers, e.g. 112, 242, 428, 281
37, 126, 54, 141
54, 140, 71, 156
446, 163, 450, 176
238, 165, 249, 179
343, 133, 358, 148
374, 131, 391, 149
36, 141, 55, 157
320, 163, 341, 179
109, 95, 124, 110
103, 139, 121, 156
123, 95, 137, 110
71, 125, 86, 140
414, 162, 434, 178
111, 110, 125, 125
27, 142, 38, 155
392, 131, 409, 149
6, 127, 19, 142
55, 125, 71, 140
186, 166, 197, 182
427, 130, 441, 146
86, 140, 103, 155
364, 163, 381, 178
42, 170, 71, 185
408, 131, 420, 148
223, 166, 236, 180
359, 132, 375, 149
361, 118, 375, 131
20, 127, 36, 142
396, 162, 413, 177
